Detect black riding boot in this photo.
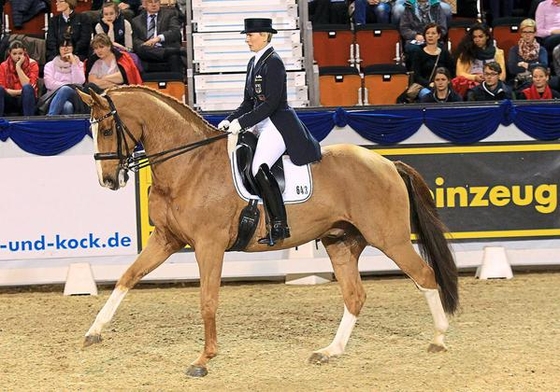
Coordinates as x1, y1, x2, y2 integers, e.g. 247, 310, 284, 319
255, 164, 291, 246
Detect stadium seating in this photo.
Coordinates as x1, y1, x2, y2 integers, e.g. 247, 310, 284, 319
492, 17, 525, 58
363, 64, 409, 105
143, 72, 186, 102
447, 19, 476, 52
312, 24, 354, 67
318, 66, 362, 107
355, 24, 400, 67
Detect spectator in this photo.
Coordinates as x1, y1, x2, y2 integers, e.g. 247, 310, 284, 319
84, 33, 142, 92
466, 61, 514, 100
420, 66, 463, 102
517, 65, 560, 99
535, 0, 560, 54
392, 0, 451, 26
131, 0, 184, 73
454, 23, 506, 84
46, 0, 93, 62
398, 0, 447, 69
95, 2, 134, 53
352, 0, 393, 25
309, 0, 349, 25
507, 18, 548, 89
0, 40, 39, 116
85, 0, 141, 25
39, 38, 86, 115
411, 23, 455, 99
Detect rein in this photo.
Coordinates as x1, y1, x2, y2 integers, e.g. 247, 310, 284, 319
91, 95, 229, 172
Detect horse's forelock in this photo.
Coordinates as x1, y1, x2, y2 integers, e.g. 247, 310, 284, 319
108, 85, 216, 135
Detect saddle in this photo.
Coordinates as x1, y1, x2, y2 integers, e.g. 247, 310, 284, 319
235, 132, 285, 196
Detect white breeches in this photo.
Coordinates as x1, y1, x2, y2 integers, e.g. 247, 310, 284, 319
251, 118, 287, 176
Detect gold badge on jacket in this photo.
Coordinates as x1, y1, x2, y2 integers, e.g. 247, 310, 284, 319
254, 75, 263, 94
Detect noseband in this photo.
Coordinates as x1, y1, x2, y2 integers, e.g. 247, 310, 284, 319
90, 94, 229, 172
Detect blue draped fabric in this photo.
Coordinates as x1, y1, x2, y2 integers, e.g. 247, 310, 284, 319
2, 101, 560, 156
1, 118, 91, 156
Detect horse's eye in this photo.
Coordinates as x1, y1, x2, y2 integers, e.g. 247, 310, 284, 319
102, 129, 114, 137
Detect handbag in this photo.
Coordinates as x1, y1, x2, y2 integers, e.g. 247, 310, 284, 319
398, 51, 441, 103
451, 75, 479, 98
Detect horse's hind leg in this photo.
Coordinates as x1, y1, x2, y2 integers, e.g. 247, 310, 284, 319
382, 241, 449, 352
83, 229, 183, 347
309, 231, 367, 365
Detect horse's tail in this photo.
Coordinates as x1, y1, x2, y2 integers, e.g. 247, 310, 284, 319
394, 161, 459, 315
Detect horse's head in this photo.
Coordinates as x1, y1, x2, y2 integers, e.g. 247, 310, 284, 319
78, 88, 134, 190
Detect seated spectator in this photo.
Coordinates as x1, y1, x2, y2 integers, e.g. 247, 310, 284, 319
46, 0, 93, 62
352, 0, 393, 25
517, 65, 560, 99
466, 61, 514, 100
535, 0, 560, 54
309, 0, 350, 25
131, 0, 184, 74
39, 38, 86, 116
399, 0, 448, 69
420, 66, 463, 102
454, 23, 506, 84
85, 0, 141, 26
392, 0, 451, 26
84, 33, 143, 92
410, 23, 455, 99
507, 19, 548, 89
0, 40, 39, 117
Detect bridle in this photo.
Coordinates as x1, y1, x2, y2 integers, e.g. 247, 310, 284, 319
90, 94, 229, 172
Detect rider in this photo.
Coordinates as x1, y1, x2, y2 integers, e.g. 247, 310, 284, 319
218, 18, 322, 246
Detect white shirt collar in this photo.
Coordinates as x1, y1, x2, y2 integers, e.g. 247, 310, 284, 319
253, 43, 273, 66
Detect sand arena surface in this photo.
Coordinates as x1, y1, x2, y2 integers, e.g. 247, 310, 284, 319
1, 272, 559, 391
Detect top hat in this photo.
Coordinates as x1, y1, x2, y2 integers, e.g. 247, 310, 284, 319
241, 18, 278, 34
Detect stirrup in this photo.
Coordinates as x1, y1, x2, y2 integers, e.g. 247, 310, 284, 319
258, 224, 290, 246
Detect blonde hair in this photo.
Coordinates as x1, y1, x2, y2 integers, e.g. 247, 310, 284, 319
91, 33, 113, 49
519, 19, 536, 31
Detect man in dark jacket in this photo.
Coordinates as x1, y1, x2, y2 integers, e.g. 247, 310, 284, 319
467, 61, 514, 101
131, 0, 183, 73
46, 0, 92, 62
218, 18, 322, 246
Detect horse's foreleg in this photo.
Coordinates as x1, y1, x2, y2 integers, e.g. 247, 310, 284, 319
309, 234, 367, 365
84, 229, 182, 347
383, 241, 449, 352
185, 244, 226, 378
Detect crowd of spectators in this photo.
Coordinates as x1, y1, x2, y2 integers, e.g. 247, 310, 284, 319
310, 0, 560, 103
0, 0, 185, 117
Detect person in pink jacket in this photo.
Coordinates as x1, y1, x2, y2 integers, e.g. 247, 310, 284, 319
535, 0, 560, 53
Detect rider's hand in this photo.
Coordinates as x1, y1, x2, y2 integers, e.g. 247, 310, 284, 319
217, 119, 230, 131
228, 119, 242, 135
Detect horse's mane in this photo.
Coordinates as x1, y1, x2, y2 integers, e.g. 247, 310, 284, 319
106, 85, 217, 133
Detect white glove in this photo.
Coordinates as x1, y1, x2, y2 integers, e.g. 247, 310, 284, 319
228, 119, 242, 135
217, 119, 230, 131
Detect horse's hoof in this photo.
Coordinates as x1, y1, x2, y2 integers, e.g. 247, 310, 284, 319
308, 352, 330, 365
83, 334, 102, 348
185, 365, 208, 377
427, 343, 447, 353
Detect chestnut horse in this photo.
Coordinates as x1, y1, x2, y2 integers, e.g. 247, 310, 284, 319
77, 86, 458, 377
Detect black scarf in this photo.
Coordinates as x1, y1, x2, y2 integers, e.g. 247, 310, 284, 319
476, 44, 497, 61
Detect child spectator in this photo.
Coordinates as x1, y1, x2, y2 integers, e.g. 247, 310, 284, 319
39, 38, 86, 115
0, 40, 39, 116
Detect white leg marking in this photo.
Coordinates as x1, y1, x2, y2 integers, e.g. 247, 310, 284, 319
315, 305, 357, 357
418, 285, 449, 348
85, 287, 129, 337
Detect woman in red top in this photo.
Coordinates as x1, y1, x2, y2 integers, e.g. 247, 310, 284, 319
0, 40, 39, 116
518, 65, 560, 100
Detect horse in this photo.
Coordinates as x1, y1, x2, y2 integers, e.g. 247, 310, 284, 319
77, 86, 459, 378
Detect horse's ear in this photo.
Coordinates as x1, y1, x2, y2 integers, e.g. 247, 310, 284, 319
88, 88, 107, 107
76, 88, 94, 107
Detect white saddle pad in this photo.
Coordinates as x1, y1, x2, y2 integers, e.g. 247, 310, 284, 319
230, 145, 313, 204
